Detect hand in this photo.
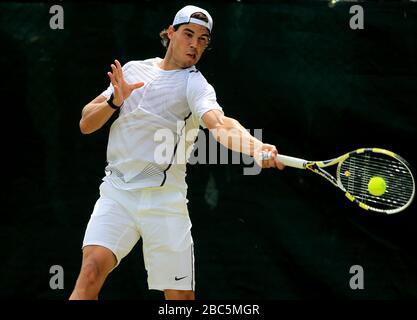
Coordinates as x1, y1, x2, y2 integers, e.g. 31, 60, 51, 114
255, 143, 285, 170
107, 59, 144, 106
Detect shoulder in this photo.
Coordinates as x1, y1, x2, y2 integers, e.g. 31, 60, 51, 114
187, 67, 210, 88
142, 57, 163, 67
186, 68, 217, 100
121, 60, 140, 73
122, 58, 161, 70
187, 65, 203, 77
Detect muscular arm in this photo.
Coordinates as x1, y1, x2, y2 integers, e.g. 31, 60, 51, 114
79, 95, 117, 134
202, 109, 284, 169
79, 59, 144, 134
202, 110, 262, 156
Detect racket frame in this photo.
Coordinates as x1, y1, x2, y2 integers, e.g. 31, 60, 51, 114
263, 148, 415, 214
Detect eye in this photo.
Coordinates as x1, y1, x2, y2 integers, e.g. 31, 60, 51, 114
185, 32, 193, 38
199, 37, 209, 44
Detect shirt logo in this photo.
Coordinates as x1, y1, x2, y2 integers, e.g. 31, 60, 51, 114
174, 276, 188, 281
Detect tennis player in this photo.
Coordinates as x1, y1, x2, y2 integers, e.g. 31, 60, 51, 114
70, 5, 284, 300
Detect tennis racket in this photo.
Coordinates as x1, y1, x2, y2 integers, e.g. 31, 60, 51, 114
260, 148, 415, 214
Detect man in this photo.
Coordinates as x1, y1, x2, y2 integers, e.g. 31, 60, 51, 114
70, 5, 284, 300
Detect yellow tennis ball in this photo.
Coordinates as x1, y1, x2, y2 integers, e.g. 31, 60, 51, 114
368, 176, 386, 196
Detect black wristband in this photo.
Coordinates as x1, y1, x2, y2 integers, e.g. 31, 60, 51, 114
107, 93, 122, 110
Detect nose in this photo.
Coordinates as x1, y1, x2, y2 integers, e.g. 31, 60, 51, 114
189, 35, 198, 48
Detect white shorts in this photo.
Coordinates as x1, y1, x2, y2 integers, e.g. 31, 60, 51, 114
82, 181, 195, 291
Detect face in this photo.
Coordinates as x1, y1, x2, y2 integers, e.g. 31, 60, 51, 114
167, 23, 210, 68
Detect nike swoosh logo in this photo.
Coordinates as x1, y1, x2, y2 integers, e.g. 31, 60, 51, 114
174, 276, 188, 281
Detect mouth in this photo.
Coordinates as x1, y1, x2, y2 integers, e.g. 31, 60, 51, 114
186, 53, 196, 60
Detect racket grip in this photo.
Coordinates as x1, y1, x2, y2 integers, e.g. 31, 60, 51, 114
259, 151, 306, 169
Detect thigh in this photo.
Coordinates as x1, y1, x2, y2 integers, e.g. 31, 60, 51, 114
143, 223, 194, 292
83, 183, 141, 266
138, 189, 194, 291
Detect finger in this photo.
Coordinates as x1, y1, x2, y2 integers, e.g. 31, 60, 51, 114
115, 60, 123, 79
107, 72, 116, 86
271, 148, 284, 170
130, 82, 145, 90
275, 158, 285, 170
111, 64, 118, 77
265, 146, 277, 158
267, 159, 276, 168
260, 159, 272, 168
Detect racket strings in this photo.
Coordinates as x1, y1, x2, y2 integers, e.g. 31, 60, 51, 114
349, 158, 410, 176
345, 160, 412, 201
339, 153, 414, 210
344, 167, 414, 191
343, 164, 412, 205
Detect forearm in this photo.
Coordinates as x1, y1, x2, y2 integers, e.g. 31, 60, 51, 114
210, 117, 263, 156
79, 100, 116, 134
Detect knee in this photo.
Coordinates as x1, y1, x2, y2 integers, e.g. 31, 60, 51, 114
164, 289, 195, 300
78, 246, 116, 287
80, 261, 102, 287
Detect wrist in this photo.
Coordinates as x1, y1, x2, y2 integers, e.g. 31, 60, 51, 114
251, 141, 263, 156
107, 93, 123, 110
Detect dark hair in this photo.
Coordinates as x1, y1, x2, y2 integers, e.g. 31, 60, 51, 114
160, 12, 211, 49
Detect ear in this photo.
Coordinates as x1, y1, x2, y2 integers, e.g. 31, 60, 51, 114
167, 25, 175, 40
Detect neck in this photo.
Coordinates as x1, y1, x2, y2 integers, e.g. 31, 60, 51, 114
159, 48, 176, 70
159, 59, 178, 71
160, 47, 192, 70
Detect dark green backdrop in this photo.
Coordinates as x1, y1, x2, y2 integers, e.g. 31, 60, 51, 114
1, 1, 416, 299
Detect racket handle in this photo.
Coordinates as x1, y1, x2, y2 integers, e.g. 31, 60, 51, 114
259, 151, 306, 169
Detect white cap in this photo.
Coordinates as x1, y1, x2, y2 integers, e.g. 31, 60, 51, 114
172, 5, 213, 33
